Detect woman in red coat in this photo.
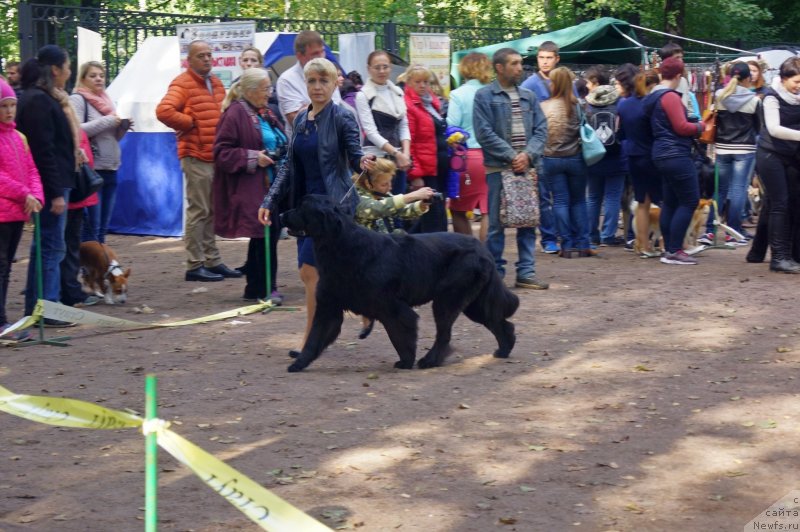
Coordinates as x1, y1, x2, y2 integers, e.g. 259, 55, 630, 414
214, 68, 287, 302
404, 65, 448, 233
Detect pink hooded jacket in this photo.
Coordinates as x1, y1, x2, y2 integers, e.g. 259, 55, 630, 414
0, 121, 45, 223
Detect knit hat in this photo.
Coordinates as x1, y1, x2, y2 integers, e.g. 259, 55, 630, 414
0, 78, 16, 102
729, 61, 751, 81
660, 57, 684, 80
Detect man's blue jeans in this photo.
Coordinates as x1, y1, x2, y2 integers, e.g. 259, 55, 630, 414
486, 171, 537, 280
25, 190, 69, 315
706, 152, 755, 235
82, 169, 118, 243
586, 157, 626, 243
542, 155, 590, 250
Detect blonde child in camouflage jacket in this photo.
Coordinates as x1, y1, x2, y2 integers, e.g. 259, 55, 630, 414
354, 158, 435, 234
353, 158, 435, 338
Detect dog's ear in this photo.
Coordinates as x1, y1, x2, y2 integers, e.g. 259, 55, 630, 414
123, 268, 131, 278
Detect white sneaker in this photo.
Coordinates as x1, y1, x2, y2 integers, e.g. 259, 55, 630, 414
660, 250, 698, 265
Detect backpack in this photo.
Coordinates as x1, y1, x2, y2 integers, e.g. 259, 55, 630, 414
586, 102, 621, 157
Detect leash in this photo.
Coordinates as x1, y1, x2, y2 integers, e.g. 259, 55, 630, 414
340, 168, 367, 205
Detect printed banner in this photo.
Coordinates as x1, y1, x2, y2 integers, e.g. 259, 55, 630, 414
176, 21, 256, 88
409, 33, 451, 97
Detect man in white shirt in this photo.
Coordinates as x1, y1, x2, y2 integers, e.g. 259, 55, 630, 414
276, 30, 342, 136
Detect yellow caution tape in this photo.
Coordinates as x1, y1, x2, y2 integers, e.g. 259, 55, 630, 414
0, 314, 39, 340
156, 427, 331, 531
0, 385, 142, 429
0, 385, 332, 532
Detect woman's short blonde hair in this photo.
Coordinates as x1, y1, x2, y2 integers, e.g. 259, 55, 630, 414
458, 53, 493, 84
404, 64, 431, 82
304, 57, 337, 80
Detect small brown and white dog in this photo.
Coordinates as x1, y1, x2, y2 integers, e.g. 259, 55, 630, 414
684, 198, 712, 250
79, 242, 130, 304
631, 198, 712, 252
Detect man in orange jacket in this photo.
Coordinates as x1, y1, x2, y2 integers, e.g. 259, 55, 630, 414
156, 40, 242, 282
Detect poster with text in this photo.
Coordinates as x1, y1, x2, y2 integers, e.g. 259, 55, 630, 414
176, 21, 256, 88
409, 33, 451, 97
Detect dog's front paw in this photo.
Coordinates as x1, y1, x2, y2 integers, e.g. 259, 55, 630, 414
394, 360, 414, 370
493, 348, 511, 359
287, 361, 306, 372
416, 356, 439, 369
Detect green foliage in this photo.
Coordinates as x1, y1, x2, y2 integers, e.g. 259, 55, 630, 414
3, 0, 797, 73
0, 2, 19, 70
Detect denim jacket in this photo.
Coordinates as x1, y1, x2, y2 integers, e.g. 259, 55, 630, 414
262, 101, 363, 214
473, 80, 548, 169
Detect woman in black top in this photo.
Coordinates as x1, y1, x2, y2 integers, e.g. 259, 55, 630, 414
16, 45, 85, 321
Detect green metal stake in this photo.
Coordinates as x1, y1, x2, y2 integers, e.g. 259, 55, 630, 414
21, 211, 69, 347
265, 224, 271, 302
145, 374, 158, 532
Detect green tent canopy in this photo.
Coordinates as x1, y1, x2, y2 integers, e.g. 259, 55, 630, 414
451, 17, 644, 85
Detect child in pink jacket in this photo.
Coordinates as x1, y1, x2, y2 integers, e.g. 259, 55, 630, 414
0, 78, 44, 341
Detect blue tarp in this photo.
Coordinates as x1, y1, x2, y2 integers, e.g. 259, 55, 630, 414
109, 132, 183, 237
262, 33, 340, 69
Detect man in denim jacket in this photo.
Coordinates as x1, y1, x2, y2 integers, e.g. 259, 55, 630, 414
473, 48, 549, 289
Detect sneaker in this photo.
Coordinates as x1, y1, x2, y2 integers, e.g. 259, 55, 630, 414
43, 318, 77, 328
725, 234, 748, 247
624, 239, 635, 252
269, 290, 283, 306
1, 323, 32, 342
600, 236, 626, 247
697, 233, 715, 246
515, 276, 549, 289
660, 250, 698, 265
74, 295, 100, 308
541, 241, 560, 254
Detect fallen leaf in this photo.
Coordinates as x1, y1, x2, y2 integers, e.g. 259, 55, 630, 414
633, 365, 654, 372
777, 347, 791, 353
740, 421, 755, 428
458, 403, 470, 410
528, 445, 547, 452
499, 517, 517, 525
519, 485, 536, 492
625, 503, 644, 514
724, 471, 747, 477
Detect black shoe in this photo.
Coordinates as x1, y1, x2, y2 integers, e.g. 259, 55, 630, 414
745, 250, 764, 263
207, 263, 243, 278
185, 266, 224, 282
769, 259, 800, 273
358, 319, 375, 339
43, 318, 77, 328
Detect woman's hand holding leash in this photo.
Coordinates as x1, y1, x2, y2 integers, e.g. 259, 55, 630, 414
24, 194, 42, 215
258, 207, 271, 226
257, 151, 275, 168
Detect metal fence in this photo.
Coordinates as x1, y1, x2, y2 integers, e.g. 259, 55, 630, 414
17, 2, 527, 80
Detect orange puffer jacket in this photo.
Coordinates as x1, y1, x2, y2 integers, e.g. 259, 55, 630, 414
156, 69, 224, 162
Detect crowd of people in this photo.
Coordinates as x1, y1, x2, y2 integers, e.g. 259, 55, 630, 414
2, 30, 800, 342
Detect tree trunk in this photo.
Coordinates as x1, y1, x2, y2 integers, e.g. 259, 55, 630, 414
664, 0, 686, 36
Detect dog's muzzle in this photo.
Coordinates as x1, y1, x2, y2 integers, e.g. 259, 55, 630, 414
278, 211, 306, 237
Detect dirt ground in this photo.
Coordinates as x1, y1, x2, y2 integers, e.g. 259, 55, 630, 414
1, 220, 799, 532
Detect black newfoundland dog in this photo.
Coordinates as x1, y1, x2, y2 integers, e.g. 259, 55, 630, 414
279, 195, 520, 372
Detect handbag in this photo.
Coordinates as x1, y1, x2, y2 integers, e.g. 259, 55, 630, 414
698, 108, 717, 144
578, 105, 606, 166
499, 168, 540, 228
71, 163, 104, 203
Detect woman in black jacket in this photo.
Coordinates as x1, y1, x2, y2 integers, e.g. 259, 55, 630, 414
16, 45, 84, 322
753, 57, 800, 273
